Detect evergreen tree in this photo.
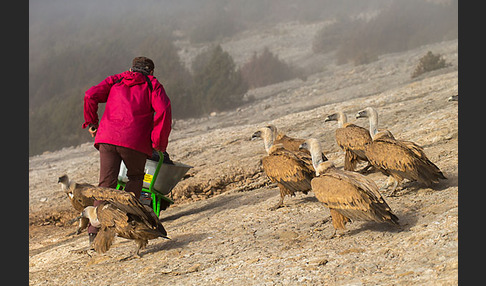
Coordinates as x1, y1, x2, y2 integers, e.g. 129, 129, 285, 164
191, 45, 248, 115
240, 47, 299, 89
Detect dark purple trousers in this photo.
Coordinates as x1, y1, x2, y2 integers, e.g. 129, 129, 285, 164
88, 143, 147, 234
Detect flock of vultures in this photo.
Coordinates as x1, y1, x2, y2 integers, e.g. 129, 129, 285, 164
57, 106, 446, 260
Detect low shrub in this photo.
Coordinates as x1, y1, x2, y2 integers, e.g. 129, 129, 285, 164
240, 47, 301, 89
411, 51, 450, 78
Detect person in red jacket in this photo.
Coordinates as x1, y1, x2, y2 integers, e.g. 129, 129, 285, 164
82, 56, 172, 242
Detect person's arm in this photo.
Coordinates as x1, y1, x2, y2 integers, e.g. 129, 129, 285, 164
82, 74, 121, 129
151, 84, 172, 153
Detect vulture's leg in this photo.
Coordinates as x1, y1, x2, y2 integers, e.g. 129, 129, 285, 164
69, 244, 95, 255
268, 192, 285, 211
64, 215, 86, 237
380, 176, 401, 197
387, 179, 400, 197
135, 239, 148, 257
379, 176, 394, 193
326, 228, 346, 239
327, 210, 348, 239
327, 228, 337, 239
70, 232, 97, 254
76, 217, 90, 235
343, 151, 353, 171
358, 162, 374, 174
321, 215, 331, 225
311, 215, 331, 232
120, 240, 146, 261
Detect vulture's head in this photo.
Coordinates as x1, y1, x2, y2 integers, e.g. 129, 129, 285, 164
299, 138, 321, 155
324, 113, 339, 122
58, 174, 69, 184
252, 126, 277, 154
299, 138, 325, 174
58, 174, 75, 200
58, 174, 71, 192
355, 107, 376, 119
251, 125, 274, 141
324, 111, 347, 126
251, 130, 262, 141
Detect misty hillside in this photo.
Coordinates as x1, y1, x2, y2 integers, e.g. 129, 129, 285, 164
29, 0, 457, 156
29, 37, 458, 284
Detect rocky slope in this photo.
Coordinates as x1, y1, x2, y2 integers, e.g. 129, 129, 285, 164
29, 27, 457, 285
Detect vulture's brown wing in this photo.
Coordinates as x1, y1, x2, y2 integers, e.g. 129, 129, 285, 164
92, 203, 127, 253
98, 203, 167, 241
77, 184, 158, 228
96, 203, 130, 228
365, 138, 419, 177
366, 138, 445, 184
336, 124, 372, 157
335, 124, 370, 171
274, 134, 306, 152
311, 168, 398, 224
262, 148, 313, 193
399, 140, 427, 159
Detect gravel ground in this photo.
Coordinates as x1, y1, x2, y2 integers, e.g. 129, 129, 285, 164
29, 25, 458, 285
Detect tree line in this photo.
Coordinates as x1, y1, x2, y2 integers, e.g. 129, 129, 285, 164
29, 0, 456, 155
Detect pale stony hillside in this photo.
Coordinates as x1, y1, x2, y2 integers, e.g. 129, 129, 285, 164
29, 29, 458, 285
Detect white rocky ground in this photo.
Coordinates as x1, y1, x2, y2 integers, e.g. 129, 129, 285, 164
29, 21, 457, 285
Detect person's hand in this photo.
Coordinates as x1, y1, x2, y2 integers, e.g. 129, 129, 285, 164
162, 151, 174, 164
150, 149, 161, 161
88, 124, 98, 137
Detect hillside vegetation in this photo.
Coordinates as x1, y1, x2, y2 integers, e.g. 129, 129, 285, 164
29, 0, 457, 155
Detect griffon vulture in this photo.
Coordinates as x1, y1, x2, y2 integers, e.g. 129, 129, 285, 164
299, 138, 399, 238
324, 111, 373, 173
80, 201, 168, 259
58, 175, 168, 257
251, 126, 323, 210
355, 107, 446, 196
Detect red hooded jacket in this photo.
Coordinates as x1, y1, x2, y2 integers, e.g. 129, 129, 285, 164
83, 71, 172, 156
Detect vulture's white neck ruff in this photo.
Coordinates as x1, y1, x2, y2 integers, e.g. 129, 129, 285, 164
260, 128, 276, 154
366, 108, 379, 139
337, 111, 347, 128
305, 138, 325, 174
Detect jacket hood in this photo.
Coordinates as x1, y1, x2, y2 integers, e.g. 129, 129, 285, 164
121, 71, 149, 87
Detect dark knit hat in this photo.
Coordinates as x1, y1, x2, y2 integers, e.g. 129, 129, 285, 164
131, 56, 155, 75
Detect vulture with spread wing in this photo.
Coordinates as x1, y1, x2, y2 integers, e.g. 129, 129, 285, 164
355, 107, 446, 196
299, 138, 399, 237
251, 126, 323, 210
324, 111, 373, 172
58, 175, 168, 258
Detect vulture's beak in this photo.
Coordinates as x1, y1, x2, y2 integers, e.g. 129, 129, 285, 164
250, 131, 261, 141
356, 110, 366, 119
299, 142, 307, 150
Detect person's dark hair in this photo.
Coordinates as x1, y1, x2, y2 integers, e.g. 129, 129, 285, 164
131, 56, 155, 75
